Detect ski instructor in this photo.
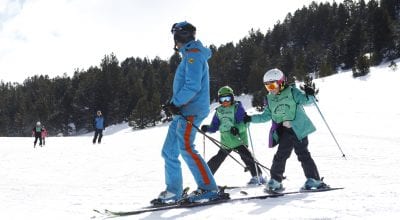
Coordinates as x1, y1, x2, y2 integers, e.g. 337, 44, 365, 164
152, 21, 220, 204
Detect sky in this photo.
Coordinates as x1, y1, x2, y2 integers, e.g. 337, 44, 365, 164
0, 0, 343, 83
0, 60, 399, 219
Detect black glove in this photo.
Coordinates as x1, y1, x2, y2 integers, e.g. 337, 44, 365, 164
243, 113, 252, 123
300, 81, 319, 97
230, 127, 239, 136
201, 125, 208, 133
163, 102, 181, 115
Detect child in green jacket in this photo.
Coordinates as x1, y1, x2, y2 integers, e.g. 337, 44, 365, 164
201, 86, 265, 185
244, 68, 328, 192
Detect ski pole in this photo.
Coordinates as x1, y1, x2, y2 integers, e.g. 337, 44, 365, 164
180, 115, 249, 171
174, 112, 271, 171
233, 127, 267, 183
196, 121, 271, 172
203, 135, 206, 160
246, 124, 261, 184
206, 133, 249, 171
311, 97, 347, 159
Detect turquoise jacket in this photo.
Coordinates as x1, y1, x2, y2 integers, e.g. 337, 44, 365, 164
251, 86, 316, 146
172, 40, 211, 117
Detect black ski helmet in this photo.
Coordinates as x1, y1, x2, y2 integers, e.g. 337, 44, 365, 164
171, 21, 196, 44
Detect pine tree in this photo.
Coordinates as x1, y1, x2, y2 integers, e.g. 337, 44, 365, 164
352, 54, 370, 77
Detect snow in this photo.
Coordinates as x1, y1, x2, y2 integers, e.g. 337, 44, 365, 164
1, 61, 400, 220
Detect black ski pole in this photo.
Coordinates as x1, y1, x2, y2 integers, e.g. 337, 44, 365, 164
190, 119, 271, 172
180, 115, 249, 171
179, 114, 248, 172
197, 127, 249, 171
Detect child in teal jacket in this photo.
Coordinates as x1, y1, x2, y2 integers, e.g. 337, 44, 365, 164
245, 68, 328, 192
201, 86, 265, 185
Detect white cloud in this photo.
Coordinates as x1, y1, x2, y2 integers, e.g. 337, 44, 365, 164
0, 0, 342, 83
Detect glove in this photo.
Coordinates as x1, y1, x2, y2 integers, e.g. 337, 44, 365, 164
303, 85, 316, 96
230, 127, 239, 136
243, 113, 252, 123
200, 125, 208, 133
163, 102, 181, 115
300, 82, 319, 96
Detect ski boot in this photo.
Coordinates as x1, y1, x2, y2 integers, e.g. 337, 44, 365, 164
264, 178, 284, 194
247, 175, 267, 185
301, 178, 330, 191
186, 188, 229, 203
150, 187, 190, 206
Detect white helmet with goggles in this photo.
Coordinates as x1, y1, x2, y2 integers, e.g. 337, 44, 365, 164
263, 68, 285, 83
263, 68, 286, 91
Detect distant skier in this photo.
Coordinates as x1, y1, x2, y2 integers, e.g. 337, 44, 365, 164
93, 110, 105, 144
32, 121, 44, 148
201, 86, 266, 185
244, 68, 328, 192
41, 126, 48, 145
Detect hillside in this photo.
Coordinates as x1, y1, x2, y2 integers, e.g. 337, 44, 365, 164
0, 61, 399, 219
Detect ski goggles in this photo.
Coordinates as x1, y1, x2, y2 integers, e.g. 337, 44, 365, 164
219, 96, 232, 103
171, 23, 183, 34
264, 81, 279, 91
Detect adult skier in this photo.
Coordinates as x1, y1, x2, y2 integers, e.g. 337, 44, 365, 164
152, 21, 222, 205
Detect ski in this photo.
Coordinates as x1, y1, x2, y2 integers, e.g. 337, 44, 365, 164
93, 187, 344, 217
221, 184, 343, 195
93, 193, 283, 217
218, 184, 265, 190
266, 187, 344, 195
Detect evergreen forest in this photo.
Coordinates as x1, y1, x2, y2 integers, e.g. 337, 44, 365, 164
0, 0, 399, 136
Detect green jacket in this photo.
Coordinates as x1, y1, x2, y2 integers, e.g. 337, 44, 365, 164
206, 101, 248, 149
251, 86, 316, 146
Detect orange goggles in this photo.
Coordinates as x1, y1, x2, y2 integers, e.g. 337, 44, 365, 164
264, 81, 279, 91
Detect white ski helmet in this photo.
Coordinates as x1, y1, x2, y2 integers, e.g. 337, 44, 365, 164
36, 121, 41, 126
263, 68, 285, 84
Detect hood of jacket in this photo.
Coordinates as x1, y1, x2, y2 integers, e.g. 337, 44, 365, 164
179, 40, 211, 60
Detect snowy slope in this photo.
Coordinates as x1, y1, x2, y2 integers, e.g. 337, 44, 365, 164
1, 61, 400, 220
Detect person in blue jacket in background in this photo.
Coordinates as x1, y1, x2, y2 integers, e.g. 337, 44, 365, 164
93, 110, 105, 144
151, 21, 222, 205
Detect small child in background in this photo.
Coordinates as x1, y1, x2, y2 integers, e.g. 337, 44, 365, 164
41, 126, 48, 146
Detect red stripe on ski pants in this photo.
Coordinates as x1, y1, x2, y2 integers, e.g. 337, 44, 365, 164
184, 116, 210, 185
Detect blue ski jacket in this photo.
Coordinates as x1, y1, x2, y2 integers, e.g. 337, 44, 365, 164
94, 116, 105, 130
171, 40, 211, 117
